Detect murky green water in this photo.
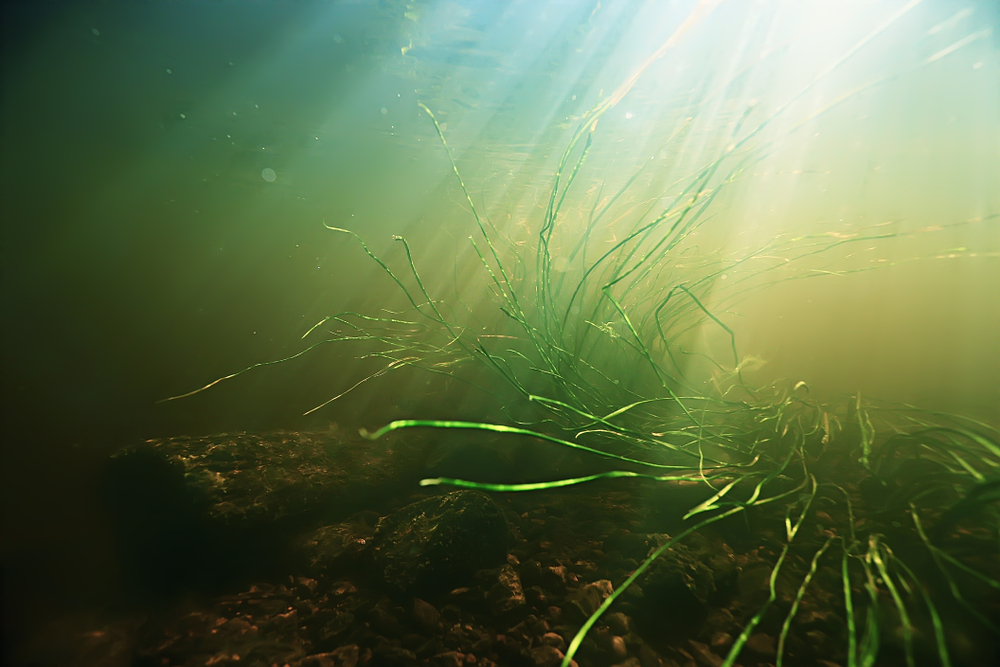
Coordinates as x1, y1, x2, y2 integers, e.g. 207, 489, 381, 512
3, 1, 998, 665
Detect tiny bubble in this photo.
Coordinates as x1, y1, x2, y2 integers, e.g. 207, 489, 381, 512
381, 107, 388, 115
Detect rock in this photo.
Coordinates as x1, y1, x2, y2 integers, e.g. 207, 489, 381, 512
133, 606, 309, 666
299, 512, 378, 579
408, 599, 438, 631
530, 645, 567, 667
805, 629, 830, 654
316, 610, 357, 648
541, 632, 566, 651
738, 564, 772, 607
449, 586, 487, 614
704, 608, 735, 635
525, 585, 549, 609
368, 598, 405, 639
610, 635, 628, 660
566, 580, 614, 622
371, 644, 418, 666
486, 565, 527, 618
612, 658, 642, 667
638, 643, 664, 667
519, 560, 545, 588
686, 640, 722, 667
371, 491, 509, 597
301, 645, 360, 667
627, 536, 717, 647
433, 651, 465, 667
606, 612, 630, 635
546, 606, 563, 624
744, 633, 776, 658
99, 430, 412, 594
547, 565, 570, 590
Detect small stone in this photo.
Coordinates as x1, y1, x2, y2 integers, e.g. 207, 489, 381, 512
704, 607, 735, 634
520, 561, 544, 587
745, 633, 776, 657
610, 635, 628, 660
638, 644, 663, 667
413, 598, 441, 630
526, 585, 549, 608
687, 640, 721, 667
541, 632, 566, 651
304, 645, 359, 667
566, 580, 613, 621
487, 564, 527, 617
371, 644, 418, 667
433, 652, 464, 667
612, 659, 641, 667
547, 606, 563, 624
547, 565, 569, 589
806, 629, 829, 650
530, 645, 566, 667
605, 612, 630, 635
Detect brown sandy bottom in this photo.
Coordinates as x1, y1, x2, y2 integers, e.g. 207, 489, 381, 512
29, 429, 1000, 667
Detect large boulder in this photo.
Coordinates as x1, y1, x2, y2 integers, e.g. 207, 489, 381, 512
99, 429, 418, 595
370, 490, 509, 597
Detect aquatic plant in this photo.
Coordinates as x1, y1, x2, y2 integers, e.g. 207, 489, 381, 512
168, 5, 999, 666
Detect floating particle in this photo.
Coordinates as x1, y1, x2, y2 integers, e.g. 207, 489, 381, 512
261, 168, 277, 182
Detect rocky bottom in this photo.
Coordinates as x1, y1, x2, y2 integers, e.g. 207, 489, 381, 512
20, 429, 998, 667
72, 486, 907, 667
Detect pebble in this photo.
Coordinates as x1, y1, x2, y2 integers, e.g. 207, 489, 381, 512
745, 632, 776, 657
610, 635, 628, 659
541, 631, 566, 651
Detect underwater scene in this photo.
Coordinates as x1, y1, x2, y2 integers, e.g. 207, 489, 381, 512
2, 1, 999, 666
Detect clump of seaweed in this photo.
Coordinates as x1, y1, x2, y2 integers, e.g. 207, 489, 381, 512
167, 6, 999, 666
